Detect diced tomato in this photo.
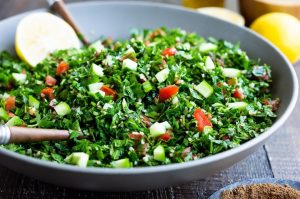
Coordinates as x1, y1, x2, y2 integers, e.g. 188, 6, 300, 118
56, 61, 69, 75
233, 88, 244, 100
159, 85, 179, 101
5, 96, 16, 111
101, 85, 117, 100
158, 131, 172, 141
128, 132, 144, 140
41, 88, 55, 100
162, 47, 177, 56
45, 75, 57, 87
193, 108, 212, 132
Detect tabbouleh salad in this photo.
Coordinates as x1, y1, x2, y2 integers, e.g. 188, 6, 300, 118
0, 28, 279, 168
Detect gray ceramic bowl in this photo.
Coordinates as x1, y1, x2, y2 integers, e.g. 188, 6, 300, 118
0, 1, 298, 191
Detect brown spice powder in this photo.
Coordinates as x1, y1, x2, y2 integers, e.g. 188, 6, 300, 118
220, 183, 300, 199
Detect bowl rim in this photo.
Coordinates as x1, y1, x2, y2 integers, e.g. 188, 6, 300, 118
0, 1, 298, 175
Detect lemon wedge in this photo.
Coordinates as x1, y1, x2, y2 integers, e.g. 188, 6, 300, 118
196, 7, 245, 26
15, 12, 80, 67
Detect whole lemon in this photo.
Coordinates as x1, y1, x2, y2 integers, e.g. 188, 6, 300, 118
250, 12, 300, 63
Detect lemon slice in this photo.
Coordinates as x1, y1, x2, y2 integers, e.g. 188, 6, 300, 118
197, 7, 245, 26
15, 12, 80, 67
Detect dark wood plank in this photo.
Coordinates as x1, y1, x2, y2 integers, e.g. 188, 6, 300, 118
0, 147, 273, 199
264, 63, 300, 181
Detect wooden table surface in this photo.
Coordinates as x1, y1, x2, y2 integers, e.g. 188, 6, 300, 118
0, 0, 299, 198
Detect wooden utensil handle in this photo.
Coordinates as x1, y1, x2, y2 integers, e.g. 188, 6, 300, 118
0, 125, 70, 144
49, 0, 89, 45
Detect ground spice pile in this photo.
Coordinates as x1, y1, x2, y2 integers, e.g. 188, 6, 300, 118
220, 183, 300, 199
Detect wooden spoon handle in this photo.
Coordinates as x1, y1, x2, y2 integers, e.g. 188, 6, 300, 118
48, 0, 89, 46
0, 125, 70, 144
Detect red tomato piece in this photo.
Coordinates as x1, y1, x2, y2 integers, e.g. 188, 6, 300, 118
158, 131, 171, 141
233, 88, 244, 100
56, 62, 69, 75
101, 85, 117, 100
159, 85, 179, 102
193, 108, 212, 132
162, 47, 177, 56
41, 88, 55, 100
45, 75, 57, 87
5, 96, 16, 111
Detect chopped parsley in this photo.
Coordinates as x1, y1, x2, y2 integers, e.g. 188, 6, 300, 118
0, 28, 279, 168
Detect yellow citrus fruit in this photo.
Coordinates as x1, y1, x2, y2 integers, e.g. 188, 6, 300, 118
196, 7, 245, 26
250, 12, 300, 63
182, 0, 224, 8
15, 12, 80, 67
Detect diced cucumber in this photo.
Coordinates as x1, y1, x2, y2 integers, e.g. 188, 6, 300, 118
222, 68, 241, 78
199, 43, 217, 53
12, 73, 26, 84
204, 56, 215, 70
6, 116, 23, 126
111, 158, 132, 168
89, 40, 104, 53
194, 80, 214, 98
54, 102, 71, 116
91, 63, 104, 77
153, 145, 166, 162
161, 121, 172, 129
150, 122, 166, 137
212, 102, 225, 108
28, 95, 40, 109
172, 96, 179, 104
227, 102, 248, 110
65, 152, 89, 167
203, 126, 213, 134
0, 108, 9, 121
142, 81, 153, 93
122, 58, 137, 71
122, 98, 128, 110
103, 103, 113, 110
88, 82, 103, 94
155, 68, 170, 83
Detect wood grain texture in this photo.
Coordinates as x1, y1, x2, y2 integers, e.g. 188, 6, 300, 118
0, 147, 273, 199
265, 65, 300, 181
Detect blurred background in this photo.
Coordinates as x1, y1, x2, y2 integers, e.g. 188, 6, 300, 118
0, 0, 239, 20
1, 0, 300, 64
